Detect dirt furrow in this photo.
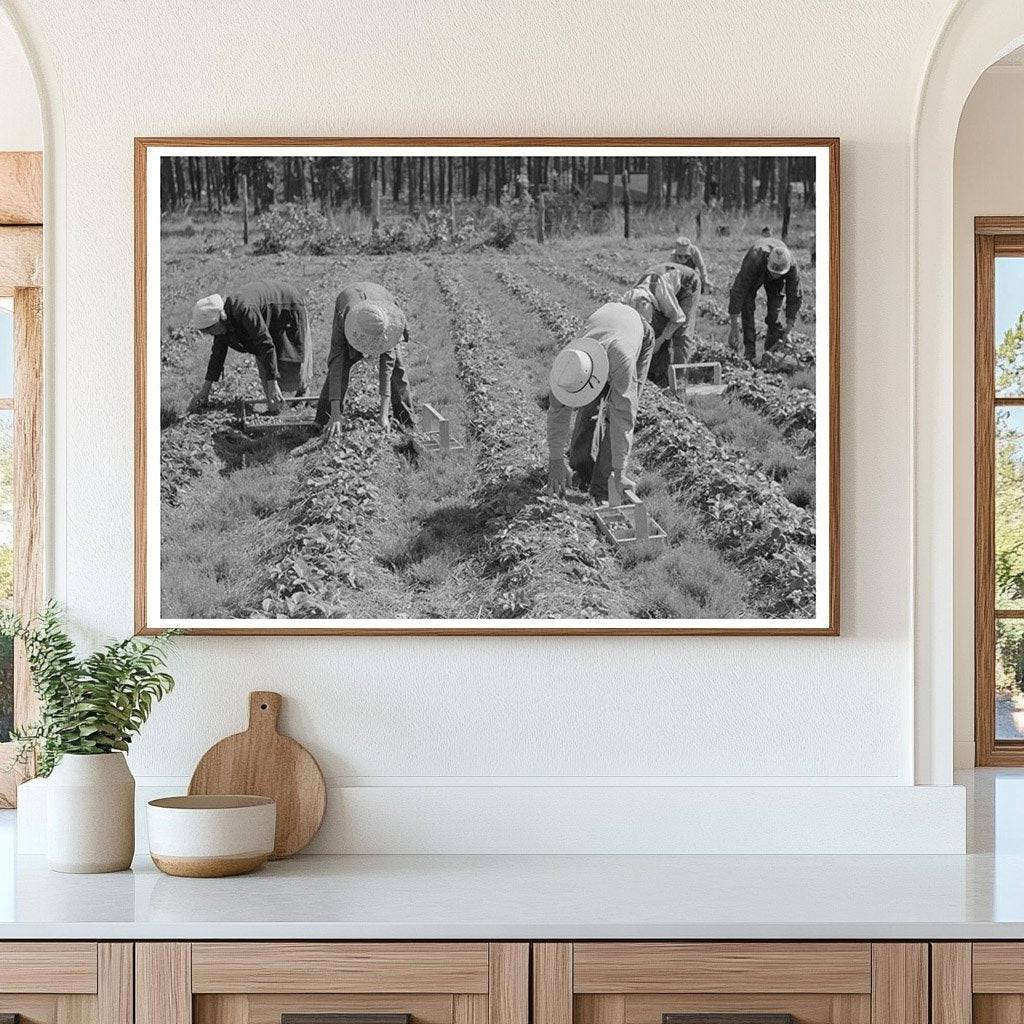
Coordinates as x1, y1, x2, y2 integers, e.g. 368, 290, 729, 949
432, 259, 632, 620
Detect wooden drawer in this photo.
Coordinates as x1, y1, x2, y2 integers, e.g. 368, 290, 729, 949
138, 942, 528, 1024
535, 943, 927, 1024
0, 942, 130, 1024
0, 942, 98, 993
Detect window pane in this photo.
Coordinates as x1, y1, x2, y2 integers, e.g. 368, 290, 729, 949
996, 257, 1024, 396
997, 407, 1024, 609
0, 409, 12, 742
998, 619, 1024, 740
0, 300, 13, 400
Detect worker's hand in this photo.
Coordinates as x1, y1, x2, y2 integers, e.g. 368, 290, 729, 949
548, 457, 571, 496
188, 383, 212, 413
727, 315, 741, 353
264, 380, 284, 415
325, 415, 344, 442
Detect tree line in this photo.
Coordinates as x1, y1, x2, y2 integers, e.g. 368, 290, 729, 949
160, 154, 815, 219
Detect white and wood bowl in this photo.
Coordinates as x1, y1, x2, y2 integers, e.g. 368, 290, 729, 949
147, 795, 276, 878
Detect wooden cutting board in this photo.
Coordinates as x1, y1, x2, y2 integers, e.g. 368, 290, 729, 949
188, 691, 326, 859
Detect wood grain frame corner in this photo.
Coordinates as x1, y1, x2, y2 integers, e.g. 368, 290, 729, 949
975, 216, 1024, 765
133, 136, 841, 637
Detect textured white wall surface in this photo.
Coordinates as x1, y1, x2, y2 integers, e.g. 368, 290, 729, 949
953, 65, 1024, 767
0, 0, 1000, 851
0, 8, 40, 150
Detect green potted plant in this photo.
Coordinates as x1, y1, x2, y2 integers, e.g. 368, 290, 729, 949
3, 604, 177, 873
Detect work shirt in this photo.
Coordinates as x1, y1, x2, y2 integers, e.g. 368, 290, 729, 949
325, 282, 407, 410
547, 303, 653, 471
639, 262, 700, 340
204, 280, 308, 384
728, 239, 803, 321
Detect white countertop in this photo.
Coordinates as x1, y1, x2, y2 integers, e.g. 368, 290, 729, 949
1, 849, 1023, 940
0, 770, 1021, 941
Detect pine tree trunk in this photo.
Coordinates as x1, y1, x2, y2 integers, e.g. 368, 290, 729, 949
622, 158, 631, 239
392, 157, 402, 203
743, 157, 756, 210
779, 157, 791, 240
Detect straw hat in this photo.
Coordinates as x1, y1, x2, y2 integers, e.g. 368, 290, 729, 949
766, 242, 793, 276
191, 294, 225, 331
346, 301, 406, 358
549, 336, 610, 408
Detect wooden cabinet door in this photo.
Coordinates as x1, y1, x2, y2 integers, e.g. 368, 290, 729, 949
0, 942, 132, 1024
934, 943, 1024, 1024
534, 944, 927, 1024
137, 943, 528, 1024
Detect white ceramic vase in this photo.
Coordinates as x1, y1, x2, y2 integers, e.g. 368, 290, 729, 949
46, 752, 135, 873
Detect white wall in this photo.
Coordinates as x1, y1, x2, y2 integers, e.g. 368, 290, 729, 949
0, 0, 975, 851
952, 64, 1024, 767
0, 7, 40, 151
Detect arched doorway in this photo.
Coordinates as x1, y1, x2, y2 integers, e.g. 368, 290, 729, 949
914, 0, 1024, 784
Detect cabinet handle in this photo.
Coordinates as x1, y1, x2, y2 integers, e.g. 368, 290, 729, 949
664, 1016, 797, 1024
283, 1016, 411, 1024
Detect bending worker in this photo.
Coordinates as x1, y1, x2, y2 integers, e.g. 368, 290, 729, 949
622, 261, 701, 388
670, 236, 712, 293
728, 238, 802, 364
189, 280, 313, 413
547, 302, 653, 504
314, 281, 415, 438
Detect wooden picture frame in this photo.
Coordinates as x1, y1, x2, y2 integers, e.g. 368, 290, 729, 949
135, 137, 840, 636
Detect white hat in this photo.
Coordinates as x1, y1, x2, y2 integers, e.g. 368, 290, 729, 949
191, 294, 225, 330
549, 336, 610, 408
766, 242, 793, 275
346, 300, 406, 358
619, 285, 656, 323
673, 236, 693, 251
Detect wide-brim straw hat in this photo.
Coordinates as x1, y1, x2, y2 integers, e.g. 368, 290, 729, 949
346, 300, 406, 358
549, 336, 610, 408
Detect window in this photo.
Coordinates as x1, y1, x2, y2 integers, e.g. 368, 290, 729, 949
0, 152, 42, 806
975, 221, 1024, 764
0, 299, 11, 745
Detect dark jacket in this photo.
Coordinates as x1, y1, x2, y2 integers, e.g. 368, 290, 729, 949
728, 239, 802, 321
204, 280, 308, 384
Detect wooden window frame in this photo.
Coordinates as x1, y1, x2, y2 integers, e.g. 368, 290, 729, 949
0, 151, 43, 806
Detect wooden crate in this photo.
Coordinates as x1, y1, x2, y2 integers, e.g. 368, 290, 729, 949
671, 362, 726, 397
594, 489, 667, 549
235, 395, 319, 431
419, 403, 464, 453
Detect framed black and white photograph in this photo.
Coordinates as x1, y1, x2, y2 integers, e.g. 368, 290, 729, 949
135, 138, 839, 635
